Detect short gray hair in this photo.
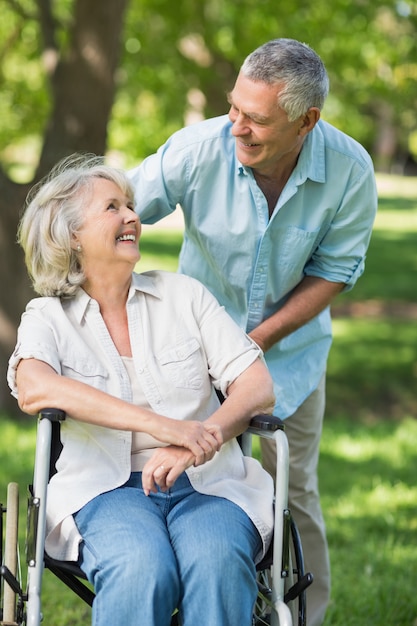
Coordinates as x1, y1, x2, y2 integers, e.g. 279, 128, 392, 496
240, 38, 329, 121
18, 154, 134, 298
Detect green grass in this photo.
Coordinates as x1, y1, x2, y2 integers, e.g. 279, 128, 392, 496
326, 175, 417, 420
321, 417, 417, 625
0, 414, 92, 625
327, 318, 417, 419
1, 173, 417, 625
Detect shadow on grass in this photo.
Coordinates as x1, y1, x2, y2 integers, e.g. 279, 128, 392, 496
377, 196, 417, 212
326, 318, 417, 420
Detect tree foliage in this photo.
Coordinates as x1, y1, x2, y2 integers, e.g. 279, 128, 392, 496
111, 0, 417, 170
0, 0, 129, 414
0, 0, 416, 413
2, 0, 416, 178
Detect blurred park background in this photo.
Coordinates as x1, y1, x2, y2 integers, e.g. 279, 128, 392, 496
0, 1, 416, 624
0, 0, 416, 412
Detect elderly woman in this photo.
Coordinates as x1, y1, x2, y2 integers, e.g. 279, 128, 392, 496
8, 155, 275, 626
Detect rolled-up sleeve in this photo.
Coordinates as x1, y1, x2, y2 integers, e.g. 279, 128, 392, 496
189, 279, 263, 397
7, 307, 61, 398
305, 150, 378, 290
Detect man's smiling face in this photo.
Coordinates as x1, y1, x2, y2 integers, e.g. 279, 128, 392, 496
227, 73, 307, 177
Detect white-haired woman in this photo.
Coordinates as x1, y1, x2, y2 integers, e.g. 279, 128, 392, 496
8, 155, 275, 626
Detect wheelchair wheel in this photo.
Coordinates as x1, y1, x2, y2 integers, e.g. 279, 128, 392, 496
253, 513, 313, 626
2, 482, 19, 625
253, 567, 273, 625
283, 516, 313, 626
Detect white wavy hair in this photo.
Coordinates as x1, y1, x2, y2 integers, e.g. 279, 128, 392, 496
18, 154, 134, 297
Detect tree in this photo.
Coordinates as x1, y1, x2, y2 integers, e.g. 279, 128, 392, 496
109, 0, 417, 170
1, 0, 416, 413
0, 0, 129, 414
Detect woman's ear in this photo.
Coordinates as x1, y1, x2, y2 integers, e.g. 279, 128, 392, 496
70, 235, 81, 252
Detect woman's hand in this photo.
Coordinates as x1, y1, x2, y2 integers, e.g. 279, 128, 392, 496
157, 418, 223, 466
141, 446, 196, 495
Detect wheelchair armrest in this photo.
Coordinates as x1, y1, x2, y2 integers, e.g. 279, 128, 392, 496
39, 408, 66, 422
37, 409, 66, 479
248, 414, 284, 434
38, 409, 282, 435
243, 415, 285, 450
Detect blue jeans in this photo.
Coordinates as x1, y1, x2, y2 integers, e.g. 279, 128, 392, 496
74, 472, 261, 626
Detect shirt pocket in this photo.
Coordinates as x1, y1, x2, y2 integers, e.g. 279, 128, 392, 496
156, 337, 204, 390
61, 354, 109, 392
279, 225, 324, 273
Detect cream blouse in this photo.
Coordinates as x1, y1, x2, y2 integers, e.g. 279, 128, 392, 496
8, 271, 274, 563
122, 356, 168, 471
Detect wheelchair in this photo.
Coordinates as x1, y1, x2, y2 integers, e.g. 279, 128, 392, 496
1, 408, 313, 626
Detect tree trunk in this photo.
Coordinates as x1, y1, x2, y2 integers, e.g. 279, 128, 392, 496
0, 0, 129, 416
0, 173, 32, 415
37, 0, 129, 177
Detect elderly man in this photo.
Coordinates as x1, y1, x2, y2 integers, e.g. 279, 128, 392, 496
129, 38, 378, 625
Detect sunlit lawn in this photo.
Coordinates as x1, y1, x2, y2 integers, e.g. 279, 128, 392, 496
323, 173, 417, 625
1, 173, 416, 625
326, 173, 417, 421
321, 417, 417, 625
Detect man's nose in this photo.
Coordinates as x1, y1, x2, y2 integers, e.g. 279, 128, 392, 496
230, 111, 250, 136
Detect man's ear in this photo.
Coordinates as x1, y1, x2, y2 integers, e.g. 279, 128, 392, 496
298, 107, 320, 136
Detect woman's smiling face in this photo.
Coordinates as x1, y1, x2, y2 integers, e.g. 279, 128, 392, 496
75, 177, 141, 272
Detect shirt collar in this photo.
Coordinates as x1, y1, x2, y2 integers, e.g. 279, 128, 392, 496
70, 272, 162, 323
296, 121, 326, 184
128, 271, 162, 299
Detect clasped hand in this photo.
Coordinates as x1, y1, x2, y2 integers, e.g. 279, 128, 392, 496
142, 420, 223, 496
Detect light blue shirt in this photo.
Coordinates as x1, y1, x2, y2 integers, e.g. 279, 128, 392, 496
129, 115, 377, 417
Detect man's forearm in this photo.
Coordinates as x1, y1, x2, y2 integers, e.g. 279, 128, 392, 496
249, 276, 344, 353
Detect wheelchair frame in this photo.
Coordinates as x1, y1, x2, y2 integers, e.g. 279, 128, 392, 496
1, 408, 312, 626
